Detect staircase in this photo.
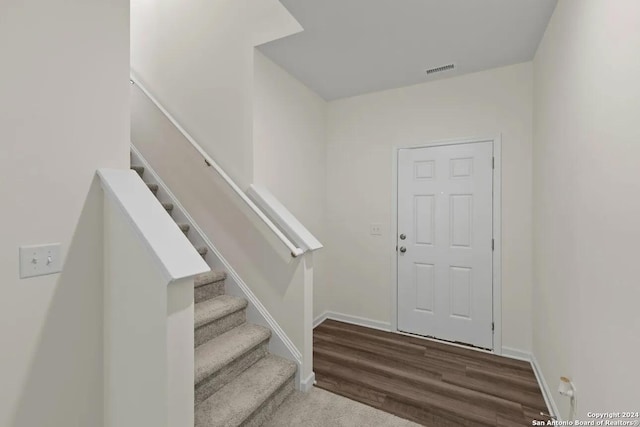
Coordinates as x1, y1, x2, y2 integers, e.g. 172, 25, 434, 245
130, 163, 297, 426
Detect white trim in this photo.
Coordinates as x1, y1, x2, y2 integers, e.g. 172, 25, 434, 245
299, 372, 316, 393
247, 184, 323, 252
130, 146, 307, 388
313, 311, 391, 332
313, 311, 329, 328
531, 352, 561, 421
129, 75, 303, 259
501, 346, 531, 362
492, 136, 503, 354
97, 168, 209, 284
389, 135, 503, 353
497, 348, 560, 421
390, 149, 399, 332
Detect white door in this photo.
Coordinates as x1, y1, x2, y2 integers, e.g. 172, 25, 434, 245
397, 141, 494, 349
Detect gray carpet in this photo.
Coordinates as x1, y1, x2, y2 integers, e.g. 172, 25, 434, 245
264, 387, 420, 427
134, 161, 416, 426
132, 162, 297, 426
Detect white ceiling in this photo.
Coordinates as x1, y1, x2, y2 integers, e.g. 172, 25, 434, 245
257, 0, 557, 100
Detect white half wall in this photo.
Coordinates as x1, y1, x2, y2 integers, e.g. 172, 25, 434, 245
253, 50, 328, 317
532, 0, 640, 418
0, 0, 129, 425
324, 63, 534, 353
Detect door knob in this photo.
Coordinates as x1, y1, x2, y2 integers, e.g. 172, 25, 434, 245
399, 234, 406, 240
399, 246, 407, 253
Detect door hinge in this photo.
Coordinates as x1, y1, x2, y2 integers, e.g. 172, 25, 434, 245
492, 322, 495, 332
492, 238, 494, 251
492, 157, 495, 169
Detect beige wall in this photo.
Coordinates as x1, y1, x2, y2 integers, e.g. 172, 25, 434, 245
131, 83, 312, 379
532, 0, 640, 417
324, 63, 534, 352
253, 51, 328, 316
0, 0, 130, 425
131, 0, 254, 187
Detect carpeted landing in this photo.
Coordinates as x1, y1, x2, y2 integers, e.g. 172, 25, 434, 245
265, 387, 420, 427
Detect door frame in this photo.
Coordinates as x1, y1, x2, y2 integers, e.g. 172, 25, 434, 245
390, 135, 502, 354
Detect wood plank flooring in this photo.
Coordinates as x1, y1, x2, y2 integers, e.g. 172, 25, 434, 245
313, 320, 551, 426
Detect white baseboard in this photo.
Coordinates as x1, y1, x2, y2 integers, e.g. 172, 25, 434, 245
313, 310, 391, 332
313, 311, 329, 328
131, 145, 305, 387
530, 352, 561, 421
499, 347, 560, 421
313, 309, 560, 420
501, 346, 532, 362
300, 372, 315, 392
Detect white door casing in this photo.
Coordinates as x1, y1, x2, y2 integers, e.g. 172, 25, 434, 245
397, 141, 494, 349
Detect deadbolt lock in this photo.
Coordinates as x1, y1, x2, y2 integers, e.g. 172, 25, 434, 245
399, 234, 406, 240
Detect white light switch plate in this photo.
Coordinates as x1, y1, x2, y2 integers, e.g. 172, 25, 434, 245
19, 243, 62, 279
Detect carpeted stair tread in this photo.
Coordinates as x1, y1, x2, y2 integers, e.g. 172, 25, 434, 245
195, 355, 296, 427
146, 183, 159, 194
131, 165, 145, 177
197, 246, 208, 257
195, 295, 247, 329
195, 270, 227, 288
195, 323, 271, 385
130, 149, 298, 424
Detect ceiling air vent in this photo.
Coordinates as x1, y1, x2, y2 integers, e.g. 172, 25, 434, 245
426, 63, 455, 75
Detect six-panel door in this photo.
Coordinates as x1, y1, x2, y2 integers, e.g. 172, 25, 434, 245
397, 141, 494, 349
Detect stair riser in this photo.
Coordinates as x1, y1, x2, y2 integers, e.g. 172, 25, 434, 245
197, 247, 208, 258
195, 311, 246, 347
243, 376, 295, 427
195, 281, 225, 304
195, 342, 269, 406
131, 166, 145, 178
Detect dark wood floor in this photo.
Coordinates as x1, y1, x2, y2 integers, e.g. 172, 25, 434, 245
313, 320, 551, 426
